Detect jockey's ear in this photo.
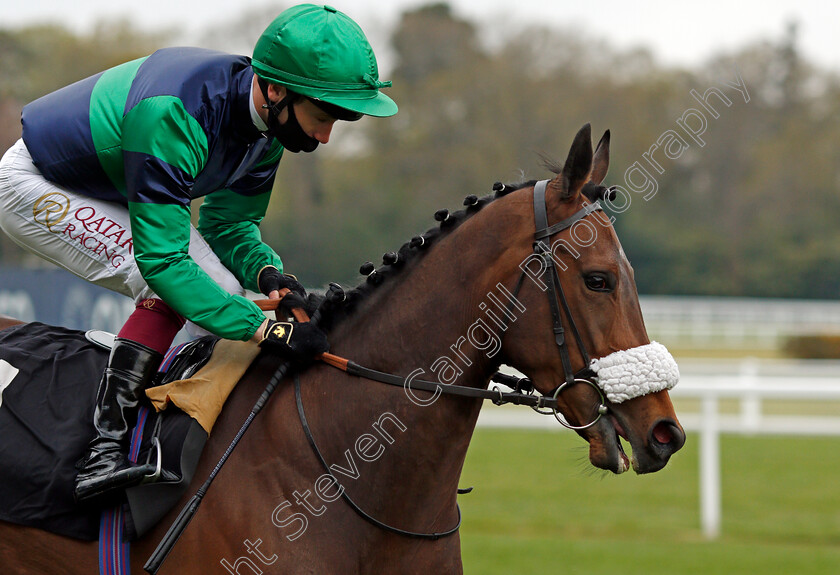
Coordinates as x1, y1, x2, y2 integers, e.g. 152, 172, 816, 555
589, 130, 610, 186
267, 83, 287, 105
548, 123, 593, 202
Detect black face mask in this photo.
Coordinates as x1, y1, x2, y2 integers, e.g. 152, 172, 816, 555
258, 79, 319, 153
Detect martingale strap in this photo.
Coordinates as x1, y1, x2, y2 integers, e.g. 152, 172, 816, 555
294, 374, 462, 540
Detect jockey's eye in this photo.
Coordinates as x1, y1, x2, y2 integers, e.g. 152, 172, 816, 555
584, 273, 613, 292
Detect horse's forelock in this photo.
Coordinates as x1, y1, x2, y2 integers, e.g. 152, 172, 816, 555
539, 153, 564, 176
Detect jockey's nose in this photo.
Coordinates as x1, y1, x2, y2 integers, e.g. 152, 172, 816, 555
315, 122, 334, 144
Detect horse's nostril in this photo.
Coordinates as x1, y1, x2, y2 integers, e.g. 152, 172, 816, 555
653, 422, 673, 444
651, 420, 686, 452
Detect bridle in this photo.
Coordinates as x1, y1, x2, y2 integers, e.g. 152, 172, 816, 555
294, 179, 611, 540
525, 179, 608, 429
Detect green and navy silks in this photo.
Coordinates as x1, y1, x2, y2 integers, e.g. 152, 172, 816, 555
21, 48, 284, 340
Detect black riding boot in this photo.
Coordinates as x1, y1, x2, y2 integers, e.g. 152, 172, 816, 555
74, 338, 163, 503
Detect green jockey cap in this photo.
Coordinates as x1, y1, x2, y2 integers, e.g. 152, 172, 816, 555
252, 4, 398, 118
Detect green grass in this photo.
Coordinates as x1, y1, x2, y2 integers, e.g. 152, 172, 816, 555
459, 429, 840, 574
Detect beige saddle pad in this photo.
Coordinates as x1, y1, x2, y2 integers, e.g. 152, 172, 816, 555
145, 340, 261, 434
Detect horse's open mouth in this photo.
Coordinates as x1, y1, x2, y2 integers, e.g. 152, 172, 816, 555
585, 413, 632, 474
593, 410, 686, 475
610, 415, 631, 474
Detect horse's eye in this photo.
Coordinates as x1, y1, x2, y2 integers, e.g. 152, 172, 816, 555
584, 274, 611, 292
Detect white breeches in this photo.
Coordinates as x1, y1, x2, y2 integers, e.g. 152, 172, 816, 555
0, 139, 244, 337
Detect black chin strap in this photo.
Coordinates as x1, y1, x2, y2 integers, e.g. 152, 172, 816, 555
256, 77, 295, 143
256, 76, 293, 122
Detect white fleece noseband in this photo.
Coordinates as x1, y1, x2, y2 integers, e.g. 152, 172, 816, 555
589, 342, 679, 404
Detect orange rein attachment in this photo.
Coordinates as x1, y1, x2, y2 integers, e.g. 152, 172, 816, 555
254, 294, 349, 372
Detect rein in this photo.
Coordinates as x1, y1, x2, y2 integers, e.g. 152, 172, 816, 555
318, 352, 560, 410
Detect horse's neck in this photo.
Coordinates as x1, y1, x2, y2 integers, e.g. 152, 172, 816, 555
329, 218, 515, 384
280, 215, 518, 532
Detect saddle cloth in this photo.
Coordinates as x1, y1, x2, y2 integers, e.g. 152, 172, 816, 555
0, 322, 253, 541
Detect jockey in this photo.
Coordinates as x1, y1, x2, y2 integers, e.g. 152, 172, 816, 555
0, 4, 397, 503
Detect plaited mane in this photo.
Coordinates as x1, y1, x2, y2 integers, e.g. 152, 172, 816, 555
312, 180, 531, 330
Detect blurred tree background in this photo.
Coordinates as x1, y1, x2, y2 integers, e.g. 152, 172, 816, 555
1, 3, 838, 299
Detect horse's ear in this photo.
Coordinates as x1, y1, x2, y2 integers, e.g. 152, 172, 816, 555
590, 129, 610, 185
549, 123, 593, 201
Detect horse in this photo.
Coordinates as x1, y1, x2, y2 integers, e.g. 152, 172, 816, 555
0, 124, 684, 574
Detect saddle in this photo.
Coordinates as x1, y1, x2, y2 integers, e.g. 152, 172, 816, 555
0, 321, 245, 541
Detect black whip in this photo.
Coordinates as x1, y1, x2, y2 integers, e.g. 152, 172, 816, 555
144, 284, 343, 574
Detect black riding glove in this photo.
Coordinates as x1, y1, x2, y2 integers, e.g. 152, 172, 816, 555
259, 319, 329, 361
258, 266, 307, 298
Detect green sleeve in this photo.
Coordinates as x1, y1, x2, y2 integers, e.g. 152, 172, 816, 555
197, 187, 284, 293
129, 201, 267, 340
